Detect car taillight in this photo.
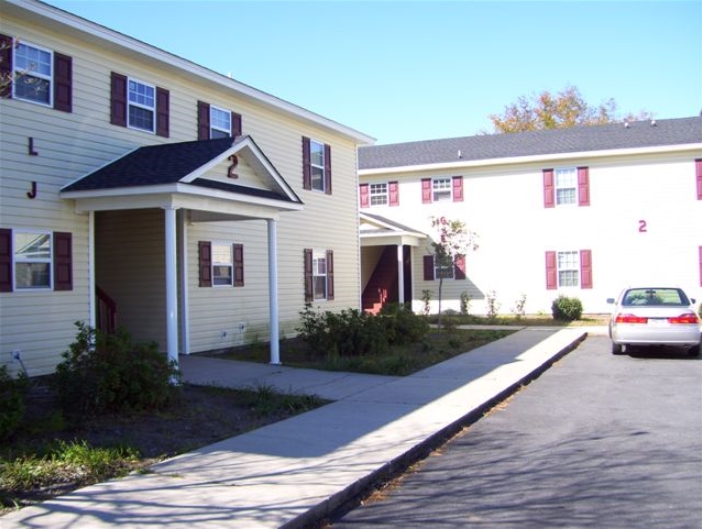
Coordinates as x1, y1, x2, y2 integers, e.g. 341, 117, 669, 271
615, 314, 648, 324
668, 313, 700, 324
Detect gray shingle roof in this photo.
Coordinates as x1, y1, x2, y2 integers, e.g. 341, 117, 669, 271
358, 116, 702, 170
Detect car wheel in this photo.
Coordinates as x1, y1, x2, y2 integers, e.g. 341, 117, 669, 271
688, 343, 700, 358
611, 342, 624, 355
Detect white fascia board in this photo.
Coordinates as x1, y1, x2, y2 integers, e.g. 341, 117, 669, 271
359, 143, 702, 176
6, 0, 375, 145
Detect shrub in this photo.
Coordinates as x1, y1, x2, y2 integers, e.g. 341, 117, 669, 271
512, 293, 527, 320
551, 295, 583, 321
421, 290, 432, 317
0, 365, 29, 441
53, 322, 180, 419
460, 291, 471, 316
486, 290, 500, 321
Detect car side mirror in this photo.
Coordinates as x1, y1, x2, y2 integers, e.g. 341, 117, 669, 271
691, 298, 696, 304
606, 298, 615, 304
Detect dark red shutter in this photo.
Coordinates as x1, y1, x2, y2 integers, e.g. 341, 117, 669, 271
577, 166, 590, 206
324, 143, 332, 195
359, 184, 369, 208
452, 176, 464, 202
53, 232, 72, 291
231, 112, 242, 137
696, 159, 702, 200
302, 137, 311, 190
545, 251, 557, 289
326, 250, 334, 300
197, 101, 210, 140
110, 72, 127, 127
304, 248, 313, 302
198, 241, 212, 287
156, 87, 169, 137
0, 34, 12, 99
543, 169, 554, 208
421, 178, 432, 204
423, 255, 435, 280
0, 228, 12, 292
233, 243, 244, 287
454, 254, 466, 280
580, 249, 593, 289
389, 181, 399, 206
53, 52, 72, 112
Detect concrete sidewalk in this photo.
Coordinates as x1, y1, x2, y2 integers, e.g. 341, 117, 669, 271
1, 327, 590, 529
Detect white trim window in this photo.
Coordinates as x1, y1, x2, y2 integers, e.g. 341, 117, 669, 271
212, 243, 233, 286
555, 167, 577, 206
128, 77, 156, 132
434, 259, 454, 280
313, 252, 328, 300
14, 230, 52, 289
370, 183, 388, 206
557, 250, 579, 287
310, 140, 326, 192
13, 41, 53, 106
432, 177, 452, 202
210, 106, 231, 138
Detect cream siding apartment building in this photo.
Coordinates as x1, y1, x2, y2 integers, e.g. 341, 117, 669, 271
0, 0, 373, 377
358, 117, 702, 317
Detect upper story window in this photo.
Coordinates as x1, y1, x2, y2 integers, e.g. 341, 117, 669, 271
370, 183, 388, 206
13, 42, 52, 106
0, 34, 72, 112
128, 78, 156, 132
110, 72, 169, 137
302, 137, 332, 194
421, 176, 464, 204
359, 181, 399, 208
197, 101, 242, 140
543, 167, 590, 208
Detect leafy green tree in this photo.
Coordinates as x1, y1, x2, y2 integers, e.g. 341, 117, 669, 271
488, 85, 654, 133
428, 216, 478, 330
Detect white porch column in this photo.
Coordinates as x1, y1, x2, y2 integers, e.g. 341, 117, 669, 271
267, 219, 280, 365
164, 207, 179, 368
397, 244, 405, 305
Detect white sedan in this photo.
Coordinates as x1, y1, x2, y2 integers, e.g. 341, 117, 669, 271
607, 287, 701, 357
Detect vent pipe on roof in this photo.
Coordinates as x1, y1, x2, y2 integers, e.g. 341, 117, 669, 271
650, 119, 657, 126
457, 149, 462, 159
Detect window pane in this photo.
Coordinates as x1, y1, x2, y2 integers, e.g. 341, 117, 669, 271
311, 166, 324, 191
433, 178, 451, 201
128, 80, 155, 107
556, 188, 576, 205
555, 168, 576, 205
370, 183, 388, 206
129, 106, 154, 131
15, 233, 51, 259
213, 265, 232, 286
210, 107, 231, 136
558, 270, 578, 287
15, 263, 50, 289
15, 44, 51, 76
15, 75, 50, 104
310, 141, 324, 167
314, 276, 327, 299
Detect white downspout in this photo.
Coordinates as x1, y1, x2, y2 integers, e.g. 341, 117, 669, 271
267, 219, 280, 365
397, 243, 405, 305
179, 210, 190, 354
164, 207, 179, 369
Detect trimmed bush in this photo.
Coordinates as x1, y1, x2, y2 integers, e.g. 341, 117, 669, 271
551, 295, 583, 321
0, 365, 29, 441
53, 322, 180, 419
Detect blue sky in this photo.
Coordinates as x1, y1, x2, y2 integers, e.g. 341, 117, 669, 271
44, 0, 702, 144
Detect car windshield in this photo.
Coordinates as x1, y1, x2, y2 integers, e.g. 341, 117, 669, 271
622, 288, 689, 307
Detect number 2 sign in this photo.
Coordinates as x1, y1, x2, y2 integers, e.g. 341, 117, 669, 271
639, 220, 647, 233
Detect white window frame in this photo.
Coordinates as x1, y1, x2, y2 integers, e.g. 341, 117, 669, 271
555, 167, 577, 206
313, 251, 328, 300
211, 242, 233, 287
434, 259, 454, 280
370, 183, 388, 206
13, 230, 52, 290
210, 105, 231, 138
310, 140, 326, 192
557, 250, 579, 287
12, 40, 53, 107
127, 77, 156, 133
432, 177, 452, 202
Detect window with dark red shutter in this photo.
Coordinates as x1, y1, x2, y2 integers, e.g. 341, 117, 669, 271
0, 228, 12, 292
454, 254, 466, 280
0, 34, 12, 99
326, 250, 334, 300
233, 243, 244, 287
110, 72, 127, 127
421, 178, 432, 204
324, 143, 332, 195
156, 87, 169, 137
389, 181, 399, 206
53, 52, 72, 113
543, 169, 555, 208
197, 101, 210, 140
232, 112, 242, 137
53, 232, 72, 291
577, 167, 590, 206
302, 137, 311, 190
545, 251, 557, 289
198, 241, 212, 287
359, 184, 369, 208
580, 249, 593, 289
452, 176, 464, 202
423, 255, 435, 280
304, 248, 314, 302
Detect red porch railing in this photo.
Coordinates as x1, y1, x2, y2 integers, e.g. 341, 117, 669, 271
96, 285, 117, 334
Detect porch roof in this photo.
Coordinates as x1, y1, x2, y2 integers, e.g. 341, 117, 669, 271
60, 136, 303, 219
360, 212, 427, 247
